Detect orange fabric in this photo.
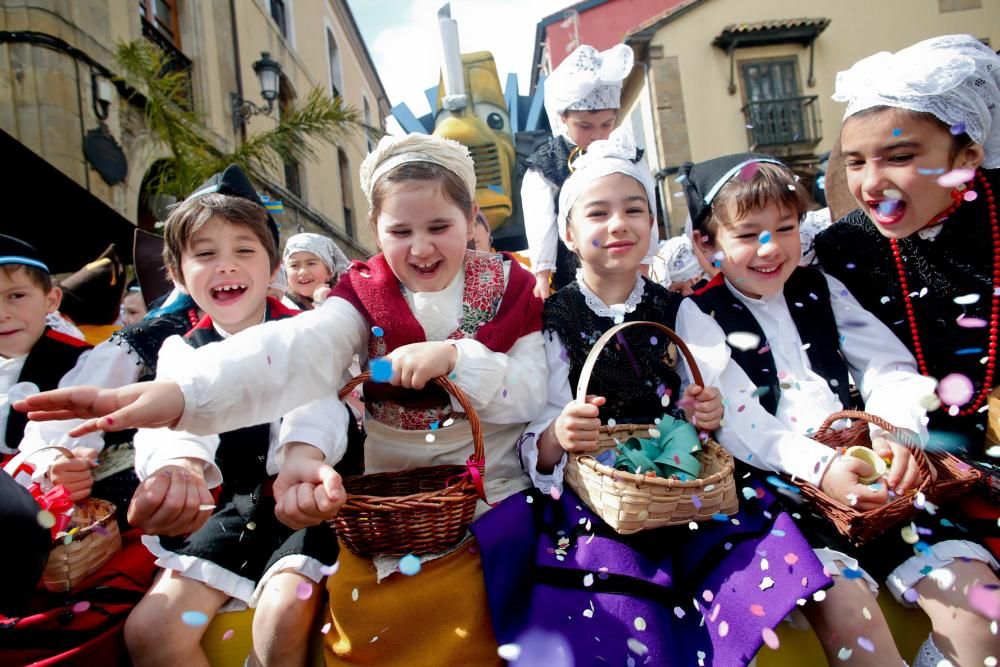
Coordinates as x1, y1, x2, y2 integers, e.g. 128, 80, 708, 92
323, 539, 500, 667
77, 323, 120, 346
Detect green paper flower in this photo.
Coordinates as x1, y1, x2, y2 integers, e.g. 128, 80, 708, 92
613, 414, 703, 480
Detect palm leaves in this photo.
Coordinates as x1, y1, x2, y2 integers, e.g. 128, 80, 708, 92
115, 39, 366, 198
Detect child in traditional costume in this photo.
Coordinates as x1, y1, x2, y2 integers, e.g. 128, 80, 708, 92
477, 129, 832, 666
685, 151, 999, 667
19, 134, 548, 666
281, 232, 350, 310
522, 43, 658, 297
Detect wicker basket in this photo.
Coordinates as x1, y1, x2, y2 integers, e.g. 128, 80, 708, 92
331, 373, 486, 556
563, 321, 739, 535
795, 410, 978, 546
3, 446, 122, 592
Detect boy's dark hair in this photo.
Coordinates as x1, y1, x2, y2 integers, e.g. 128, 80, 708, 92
368, 161, 475, 226
703, 163, 809, 241
162, 193, 278, 285
849, 106, 974, 161
0, 264, 52, 292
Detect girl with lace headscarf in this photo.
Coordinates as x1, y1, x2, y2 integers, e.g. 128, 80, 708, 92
473, 127, 833, 666
521, 44, 659, 298
813, 35, 1000, 667
281, 232, 350, 310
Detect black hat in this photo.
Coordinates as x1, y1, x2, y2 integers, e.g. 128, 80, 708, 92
0, 234, 50, 274
187, 164, 280, 247
59, 244, 126, 325
678, 153, 785, 233
132, 228, 172, 310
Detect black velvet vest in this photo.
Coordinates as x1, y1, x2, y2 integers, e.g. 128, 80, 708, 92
689, 268, 854, 416
544, 278, 686, 424
814, 169, 1000, 450
5, 329, 91, 449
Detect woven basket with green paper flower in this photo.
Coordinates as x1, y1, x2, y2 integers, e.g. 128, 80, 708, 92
563, 321, 739, 534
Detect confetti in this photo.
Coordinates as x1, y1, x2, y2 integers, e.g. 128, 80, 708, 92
371, 326, 384, 337
37, 510, 56, 529
583, 573, 595, 587
181, 611, 209, 627
813, 590, 827, 602
917, 167, 947, 175
633, 617, 647, 631
296, 582, 313, 600
718, 621, 729, 637
739, 162, 760, 181
892, 128, 902, 137
425, 433, 436, 442
837, 647, 854, 660
320, 562, 339, 576
758, 231, 772, 245
549, 486, 561, 500
858, 636, 875, 652
72, 601, 91, 613
951, 122, 967, 135
965, 189, 980, 202
938, 373, 975, 406
369, 357, 393, 383
674, 606, 686, 618
969, 584, 1000, 620
761, 627, 780, 650
497, 644, 521, 660
937, 168, 976, 188
750, 604, 765, 617
877, 200, 903, 216
759, 577, 775, 591
862, 606, 872, 620
627, 638, 649, 655
321, 622, 332, 634
455, 627, 469, 638
727, 331, 761, 351
884, 188, 903, 200
784, 553, 799, 565
246, 521, 256, 531
400, 554, 422, 576
352, 588, 359, 601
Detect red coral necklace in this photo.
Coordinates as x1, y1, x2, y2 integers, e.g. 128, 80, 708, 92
889, 169, 1000, 417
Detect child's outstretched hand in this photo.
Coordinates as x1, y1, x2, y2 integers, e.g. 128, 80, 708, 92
274, 450, 346, 530
554, 395, 606, 452
872, 435, 923, 495
387, 342, 458, 390
49, 447, 99, 501
14, 380, 185, 437
819, 456, 889, 511
683, 384, 723, 431
533, 271, 552, 300
127, 460, 214, 537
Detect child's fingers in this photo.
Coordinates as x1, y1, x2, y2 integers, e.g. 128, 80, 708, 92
317, 466, 345, 505
127, 473, 170, 528
683, 384, 703, 397
893, 452, 922, 495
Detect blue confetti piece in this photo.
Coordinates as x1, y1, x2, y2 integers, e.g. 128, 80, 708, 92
770, 529, 786, 537
742, 487, 757, 500
892, 128, 902, 137
919, 565, 933, 576
181, 610, 209, 626
487, 184, 504, 194
765, 475, 801, 493
915, 541, 930, 553
448, 372, 458, 380
758, 231, 772, 244
399, 554, 421, 576
940, 518, 955, 528
843, 568, 864, 579
371, 326, 384, 337
369, 357, 393, 383
917, 167, 946, 175
955, 347, 984, 355
430, 421, 439, 430
712, 513, 730, 521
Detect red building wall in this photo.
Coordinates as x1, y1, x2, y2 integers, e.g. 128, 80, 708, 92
544, 0, 687, 68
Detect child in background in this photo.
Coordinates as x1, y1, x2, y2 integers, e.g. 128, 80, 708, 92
522, 43, 658, 297
0, 235, 90, 458
652, 234, 705, 294
121, 280, 147, 325
281, 232, 349, 310
478, 129, 832, 666
19, 134, 548, 665
684, 152, 999, 667
470, 210, 493, 252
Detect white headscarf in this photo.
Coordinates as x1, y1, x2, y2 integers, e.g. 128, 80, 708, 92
834, 34, 1000, 168
557, 127, 659, 250
545, 44, 634, 140
359, 134, 477, 213
659, 235, 701, 283
283, 233, 350, 275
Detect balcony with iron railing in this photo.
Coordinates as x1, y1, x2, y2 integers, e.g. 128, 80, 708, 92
741, 95, 821, 152
141, 17, 193, 108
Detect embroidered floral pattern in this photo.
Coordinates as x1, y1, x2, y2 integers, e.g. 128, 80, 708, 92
367, 251, 505, 430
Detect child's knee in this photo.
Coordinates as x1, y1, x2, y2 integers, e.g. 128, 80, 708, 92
125, 598, 196, 658
253, 572, 321, 639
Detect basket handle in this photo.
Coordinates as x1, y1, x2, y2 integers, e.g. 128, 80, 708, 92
575, 320, 705, 405
338, 372, 485, 467
3, 445, 74, 477
813, 409, 936, 492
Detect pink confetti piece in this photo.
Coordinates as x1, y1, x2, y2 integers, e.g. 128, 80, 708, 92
969, 584, 1000, 620
296, 582, 313, 600
937, 168, 976, 188
938, 373, 975, 406
784, 553, 799, 565
857, 636, 875, 652
223, 629, 235, 641
72, 601, 91, 613
750, 604, 765, 617
761, 627, 780, 650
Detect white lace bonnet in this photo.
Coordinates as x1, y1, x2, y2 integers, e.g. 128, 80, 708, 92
834, 34, 1000, 168
545, 44, 634, 140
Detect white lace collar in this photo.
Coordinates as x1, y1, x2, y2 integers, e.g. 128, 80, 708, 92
402, 267, 465, 341
917, 222, 945, 241
575, 269, 645, 319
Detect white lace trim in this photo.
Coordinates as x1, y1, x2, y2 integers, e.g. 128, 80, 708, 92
916, 222, 945, 241
575, 269, 645, 318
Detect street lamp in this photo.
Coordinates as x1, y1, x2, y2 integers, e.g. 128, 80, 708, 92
231, 51, 283, 130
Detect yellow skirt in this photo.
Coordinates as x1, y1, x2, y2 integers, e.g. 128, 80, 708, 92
324, 539, 501, 667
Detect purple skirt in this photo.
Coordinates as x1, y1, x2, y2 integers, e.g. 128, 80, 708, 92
471, 478, 831, 667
